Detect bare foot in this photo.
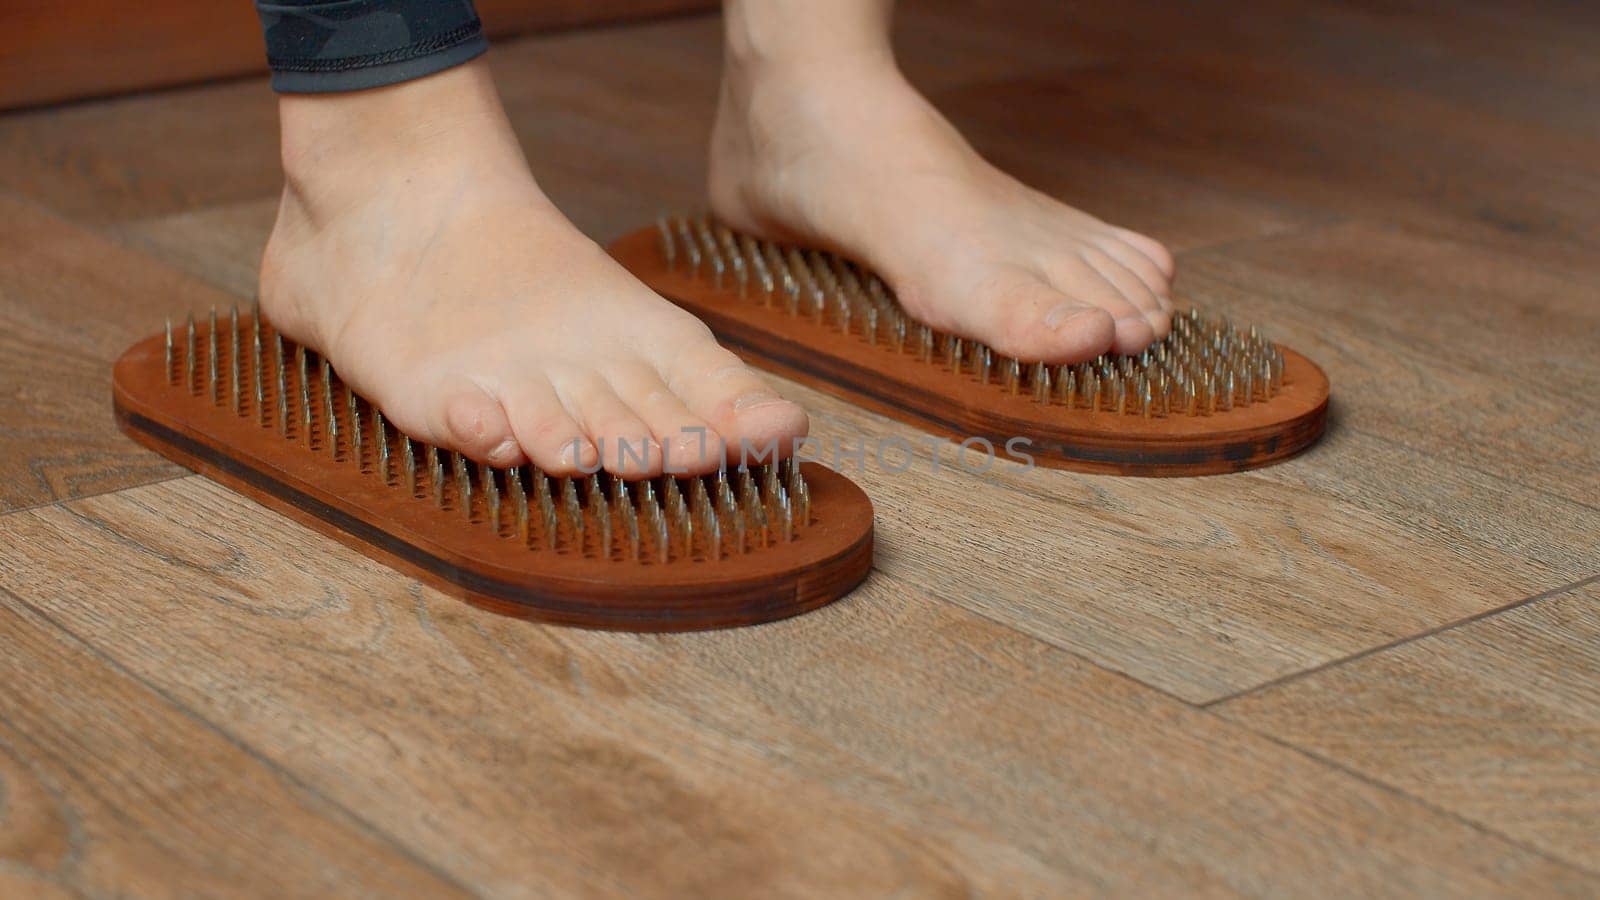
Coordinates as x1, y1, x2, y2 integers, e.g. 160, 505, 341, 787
709, 13, 1175, 363
260, 61, 806, 476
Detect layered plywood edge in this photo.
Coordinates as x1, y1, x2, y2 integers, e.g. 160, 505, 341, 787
611, 216, 1329, 476
111, 309, 873, 631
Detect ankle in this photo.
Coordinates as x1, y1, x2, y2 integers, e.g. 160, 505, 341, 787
275, 60, 525, 221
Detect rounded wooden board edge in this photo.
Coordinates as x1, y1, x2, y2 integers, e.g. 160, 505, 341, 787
608, 226, 1330, 477
111, 332, 875, 632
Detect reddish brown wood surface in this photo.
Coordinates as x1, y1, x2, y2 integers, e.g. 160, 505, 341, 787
0, 0, 715, 111
111, 319, 873, 631
610, 226, 1330, 476
2, 3, 1598, 891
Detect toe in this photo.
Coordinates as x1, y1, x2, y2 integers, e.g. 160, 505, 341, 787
723, 391, 811, 467
604, 363, 726, 475
966, 271, 1116, 363
657, 336, 809, 461
501, 376, 596, 476
1080, 246, 1163, 316
1111, 227, 1176, 280
1042, 303, 1119, 362
1109, 315, 1157, 355
555, 373, 662, 477
1034, 259, 1156, 356
1144, 305, 1173, 342
434, 379, 522, 465
1095, 234, 1173, 309
1080, 247, 1171, 341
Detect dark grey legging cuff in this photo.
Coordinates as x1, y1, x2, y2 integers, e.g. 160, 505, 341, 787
256, 0, 488, 93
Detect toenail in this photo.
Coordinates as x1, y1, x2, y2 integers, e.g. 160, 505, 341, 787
734, 392, 782, 412
1044, 304, 1090, 329
488, 438, 520, 464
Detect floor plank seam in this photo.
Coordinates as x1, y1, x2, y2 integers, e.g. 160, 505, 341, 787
890, 565, 1216, 708
0, 473, 191, 524
1211, 714, 1600, 881
1200, 572, 1600, 709
0, 583, 478, 896
1, 6, 1594, 889
911, 575, 1600, 879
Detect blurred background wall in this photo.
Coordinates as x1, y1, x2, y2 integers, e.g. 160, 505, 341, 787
0, 0, 717, 110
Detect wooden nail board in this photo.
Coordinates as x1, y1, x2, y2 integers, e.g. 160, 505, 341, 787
112, 312, 874, 631
611, 216, 1329, 476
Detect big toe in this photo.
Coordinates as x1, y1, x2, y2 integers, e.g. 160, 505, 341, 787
659, 339, 809, 463
960, 273, 1117, 363
726, 392, 811, 463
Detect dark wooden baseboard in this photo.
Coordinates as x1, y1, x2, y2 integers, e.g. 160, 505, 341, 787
1, 0, 715, 111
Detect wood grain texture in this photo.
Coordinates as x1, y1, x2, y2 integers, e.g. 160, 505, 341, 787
0, 478, 1593, 895
0, 8, 1328, 244
930, 39, 1600, 284
0, 481, 1078, 896
0, 0, 1597, 890
106, 198, 277, 300
0, 588, 468, 898
0, 81, 282, 225
779, 383, 1600, 702
494, 14, 1328, 253
1218, 580, 1600, 873
2, 0, 1594, 698
101, 211, 1599, 697
1178, 222, 1600, 507
0, 193, 236, 513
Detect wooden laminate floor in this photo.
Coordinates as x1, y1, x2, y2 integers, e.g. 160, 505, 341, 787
1, 2, 1596, 895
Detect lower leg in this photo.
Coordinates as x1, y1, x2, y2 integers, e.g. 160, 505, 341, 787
712, 0, 1175, 362
723, 0, 896, 69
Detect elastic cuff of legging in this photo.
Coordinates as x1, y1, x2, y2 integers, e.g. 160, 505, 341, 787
268, 32, 488, 93
258, 0, 487, 94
